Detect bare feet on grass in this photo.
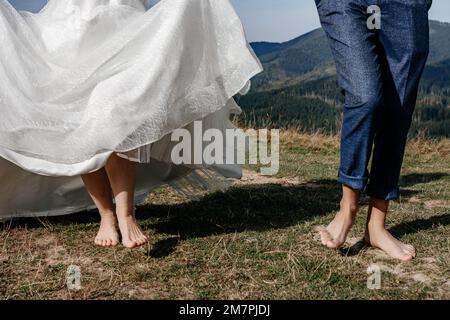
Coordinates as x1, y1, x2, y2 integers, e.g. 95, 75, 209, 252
320, 186, 359, 249
95, 210, 148, 249
365, 199, 416, 261
320, 200, 358, 249
365, 228, 416, 261
95, 211, 120, 247
117, 212, 148, 248
104, 154, 148, 248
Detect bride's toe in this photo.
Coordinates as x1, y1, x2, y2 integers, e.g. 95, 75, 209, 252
403, 244, 416, 257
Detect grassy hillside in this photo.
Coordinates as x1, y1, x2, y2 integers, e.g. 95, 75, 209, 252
238, 76, 450, 137
243, 21, 450, 138
1, 131, 449, 299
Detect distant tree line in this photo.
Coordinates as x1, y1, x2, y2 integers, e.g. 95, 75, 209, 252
238, 76, 450, 138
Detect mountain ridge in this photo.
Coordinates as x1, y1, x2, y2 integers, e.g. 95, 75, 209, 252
249, 20, 450, 91
240, 20, 450, 137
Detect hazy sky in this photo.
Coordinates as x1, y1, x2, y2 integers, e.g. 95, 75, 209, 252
8, 0, 450, 42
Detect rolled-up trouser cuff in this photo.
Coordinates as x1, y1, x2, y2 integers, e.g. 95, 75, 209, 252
338, 171, 368, 191
366, 185, 400, 201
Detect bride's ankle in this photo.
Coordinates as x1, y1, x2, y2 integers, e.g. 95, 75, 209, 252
116, 210, 136, 221
99, 209, 116, 219
115, 205, 135, 217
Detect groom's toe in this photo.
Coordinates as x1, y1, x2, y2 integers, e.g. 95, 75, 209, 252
326, 239, 342, 249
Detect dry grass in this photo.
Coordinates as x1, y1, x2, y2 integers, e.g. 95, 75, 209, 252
406, 133, 450, 156
279, 129, 340, 151
0, 130, 449, 300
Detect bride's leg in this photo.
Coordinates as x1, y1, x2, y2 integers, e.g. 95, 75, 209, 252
81, 169, 119, 247
105, 153, 148, 248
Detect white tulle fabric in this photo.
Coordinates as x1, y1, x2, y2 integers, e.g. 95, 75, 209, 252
0, 0, 262, 219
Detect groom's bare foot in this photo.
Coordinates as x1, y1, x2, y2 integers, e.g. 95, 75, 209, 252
95, 211, 120, 247
364, 198, 415, 261
365, 225, 416, 261
320, 200, 358, 249
117, 213, 148, 248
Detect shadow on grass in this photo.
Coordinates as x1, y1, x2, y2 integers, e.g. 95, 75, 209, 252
2, 172, 448, 258
144, 180, 343, 257
400, 172, 449, 187
148, 237, 180, 258
389, 213, 450, 237
1, 179, 341, 256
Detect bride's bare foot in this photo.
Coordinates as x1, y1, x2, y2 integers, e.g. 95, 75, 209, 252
95, 211, 119, 247
320, 199, 358, 249
365, 198, 415, 261
117, 212, 148, 248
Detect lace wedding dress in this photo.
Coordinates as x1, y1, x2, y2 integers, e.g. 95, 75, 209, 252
0, 0, 262, 219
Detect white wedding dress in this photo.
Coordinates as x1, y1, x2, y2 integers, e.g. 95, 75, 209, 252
0, 0, 262, 220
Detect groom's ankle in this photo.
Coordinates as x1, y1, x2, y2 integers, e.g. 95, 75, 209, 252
339, 199, 358, 215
